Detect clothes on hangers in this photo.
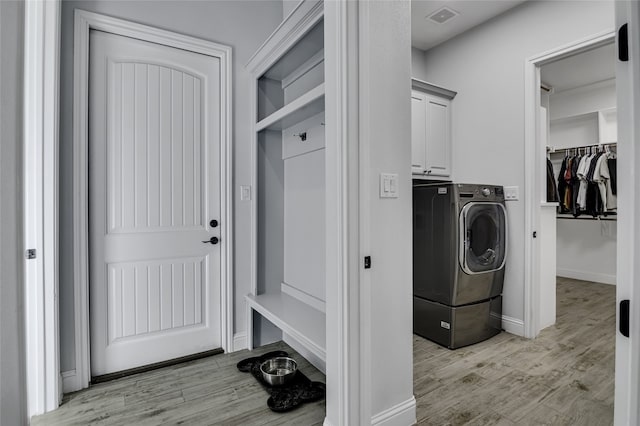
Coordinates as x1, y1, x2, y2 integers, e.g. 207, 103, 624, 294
546, 158, 560, 202
556, 145, 617, 218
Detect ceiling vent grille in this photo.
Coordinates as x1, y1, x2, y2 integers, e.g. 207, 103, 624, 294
427, 7, 459, 24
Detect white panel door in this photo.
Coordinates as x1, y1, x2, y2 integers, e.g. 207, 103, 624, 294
424, 94, 451, 177
411, 90, 427, 174
89, 30, 221, 376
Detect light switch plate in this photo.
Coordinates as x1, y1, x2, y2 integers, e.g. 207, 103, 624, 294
380, 173, 399, 198
504, 186, 519, 201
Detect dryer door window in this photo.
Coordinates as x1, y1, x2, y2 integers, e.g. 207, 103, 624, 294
459, 202, 507, 274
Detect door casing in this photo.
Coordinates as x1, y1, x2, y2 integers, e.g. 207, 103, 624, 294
69, 10, 233, 393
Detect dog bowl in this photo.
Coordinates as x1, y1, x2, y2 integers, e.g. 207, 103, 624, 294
260, 357, 297, 386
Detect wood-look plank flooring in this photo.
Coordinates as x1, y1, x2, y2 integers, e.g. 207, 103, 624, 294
32, 341, 326, 426
414, 277, 615, 425
34, 277, 614, 425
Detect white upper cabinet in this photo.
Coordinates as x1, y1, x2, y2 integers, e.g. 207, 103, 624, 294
411, 79, 456, 179
411, 91, 427, 174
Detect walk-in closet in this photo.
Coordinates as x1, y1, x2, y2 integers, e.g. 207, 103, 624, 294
540, 40, 617, 332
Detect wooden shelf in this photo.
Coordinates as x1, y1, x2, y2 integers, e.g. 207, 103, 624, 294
246, 292, 326, 362
256, 83, 325, 132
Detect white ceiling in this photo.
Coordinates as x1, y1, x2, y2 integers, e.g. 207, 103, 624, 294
412, 0, 527, 51
540, 43, 616, 93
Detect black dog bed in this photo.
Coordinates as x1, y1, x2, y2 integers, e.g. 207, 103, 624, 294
236, 350, 325, 412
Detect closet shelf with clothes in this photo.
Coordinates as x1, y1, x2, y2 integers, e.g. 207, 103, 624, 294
549, 143, 617, 219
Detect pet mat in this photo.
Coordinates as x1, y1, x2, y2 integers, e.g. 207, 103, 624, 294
236, 350, 326, 412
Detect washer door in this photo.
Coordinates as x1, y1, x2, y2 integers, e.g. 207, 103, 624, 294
459, 202, 507, 274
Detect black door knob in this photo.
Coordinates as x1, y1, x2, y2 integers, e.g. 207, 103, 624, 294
202, 236, 219, 245
210, 220, 219, 228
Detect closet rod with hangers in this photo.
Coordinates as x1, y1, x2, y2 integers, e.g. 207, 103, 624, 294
547, 142, 616, 155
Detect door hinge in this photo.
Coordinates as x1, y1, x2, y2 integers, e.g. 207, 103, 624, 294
619, 23, 629, 62
620, 299, 630, 337
532, 231, 537, 238
25, 249, 36, 259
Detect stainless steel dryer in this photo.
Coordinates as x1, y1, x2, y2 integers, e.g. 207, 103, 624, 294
413, 182, 507, 349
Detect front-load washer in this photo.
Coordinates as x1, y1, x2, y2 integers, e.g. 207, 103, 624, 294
412, 182, 507, 349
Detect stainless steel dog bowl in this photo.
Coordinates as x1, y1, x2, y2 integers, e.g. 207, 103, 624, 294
260, 357, 297, 386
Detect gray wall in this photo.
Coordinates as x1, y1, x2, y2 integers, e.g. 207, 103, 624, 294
59, 1, 283, 372
414, 0, 615, 325
411, 46, 428, 81
0, 0, 27, 424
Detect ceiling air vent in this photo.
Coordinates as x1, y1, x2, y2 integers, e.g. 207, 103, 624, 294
427, 7, 459, 24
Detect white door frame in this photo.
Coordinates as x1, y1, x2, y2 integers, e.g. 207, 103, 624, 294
23, 0, 62, 417
523, 29, 615, 339
614, 2, 640, 423
70, 10, 233, 392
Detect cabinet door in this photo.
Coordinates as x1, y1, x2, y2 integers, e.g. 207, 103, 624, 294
424, 95, 451, 177
411, 91, 427, 174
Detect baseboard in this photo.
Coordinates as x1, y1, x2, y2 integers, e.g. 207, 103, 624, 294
62, 369, 80, 393
233, 332, 247, 352
283, 332, 326, 374
371, 396, 417, 426
557, 268, 616, 285
501, 315, 525, 337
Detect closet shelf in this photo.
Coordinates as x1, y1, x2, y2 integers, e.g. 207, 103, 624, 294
256, 83, 325, 132
246, 292, 326, 361
557, 214, 616, 221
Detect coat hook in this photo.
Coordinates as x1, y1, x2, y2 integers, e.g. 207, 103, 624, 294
293, 131, 307, 142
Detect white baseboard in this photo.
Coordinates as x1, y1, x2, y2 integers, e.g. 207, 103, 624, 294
283, 332, 326, 374
62, 369, 80, 393
501, 315, 525, 337
233, 332, 247, 352
371, 396, 417, 426
323, 418, 335, 426
557, 268, 616, 285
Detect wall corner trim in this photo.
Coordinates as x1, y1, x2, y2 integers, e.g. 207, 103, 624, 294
371, 396, 417, 426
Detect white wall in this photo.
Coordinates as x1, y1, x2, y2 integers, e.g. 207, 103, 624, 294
0, 1, 27, 424
549, 79, 616, 121
557, 219, 617, 284
417, 0, 615, 328
411, 46, 429, 81
58, 1, 283, 372
361, 1, 415, 422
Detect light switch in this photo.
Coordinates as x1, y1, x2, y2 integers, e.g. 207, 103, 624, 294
504, 186, 519, 201
240, 185, 251, 201
380, 173, 399, 198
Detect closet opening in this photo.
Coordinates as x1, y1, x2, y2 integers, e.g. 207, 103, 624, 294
537, 39, 617, 418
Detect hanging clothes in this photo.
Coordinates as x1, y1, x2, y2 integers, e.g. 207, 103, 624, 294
557, 155, 569, 213
546, 159, 560, 202
570, 153, 582, 217
607, 155, 617, 196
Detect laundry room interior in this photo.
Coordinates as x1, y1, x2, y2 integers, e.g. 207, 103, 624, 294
15, 0, 632, 425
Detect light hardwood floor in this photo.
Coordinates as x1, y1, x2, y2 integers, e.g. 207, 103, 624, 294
414, 277, 615, 425
32, 341, 326, 426
34, 277, 614, 425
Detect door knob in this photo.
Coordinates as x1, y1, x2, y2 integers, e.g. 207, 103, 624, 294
202, 236, 219, 245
